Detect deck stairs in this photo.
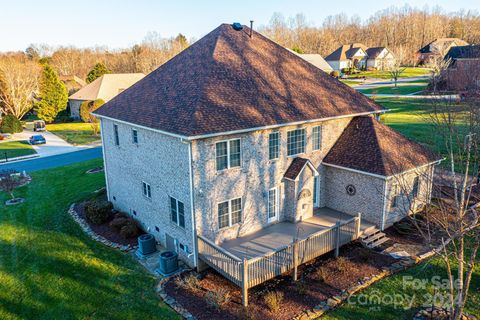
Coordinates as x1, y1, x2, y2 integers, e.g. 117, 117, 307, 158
360, 226, 390, 249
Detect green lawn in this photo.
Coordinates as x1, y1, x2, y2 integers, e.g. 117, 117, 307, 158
348, 67, 431, 80
46, 122, 100, 145
358, 84, 427, 95
323, 253, 480, 319
0, 159, 178, 320
0, 140, 37, 159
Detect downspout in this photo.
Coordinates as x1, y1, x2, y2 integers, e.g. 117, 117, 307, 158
185, 139, 198, 267
100, 119, 110, 200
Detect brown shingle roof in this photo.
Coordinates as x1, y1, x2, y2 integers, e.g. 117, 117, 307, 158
324, 116, 441, 176
94, 24, 384, 137
284, 158, 309, 180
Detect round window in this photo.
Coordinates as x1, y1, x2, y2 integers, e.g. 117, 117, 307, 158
346, 184, 356, 196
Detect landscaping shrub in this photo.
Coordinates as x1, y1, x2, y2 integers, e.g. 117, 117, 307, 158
174, 274, 200, 291
330, 70, 340, 78
0, 115, 23, 134
357, 248, 371, 262
315, 266, 328, 282
84, 200, 113, 225
264, 291, 284, 312
109, 216, 129, 231
206, 287, 231, 310
119, 222, 140, 239
296, 280, 308, 294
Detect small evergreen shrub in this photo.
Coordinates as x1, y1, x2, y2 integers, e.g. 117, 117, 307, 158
109, 217, 129, 231
85, 200, 112, 225
119, 222, 140, 239
0, 115, 23, 134
330, 70, 340, 78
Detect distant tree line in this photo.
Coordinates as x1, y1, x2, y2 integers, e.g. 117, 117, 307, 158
259, 5, 480, 65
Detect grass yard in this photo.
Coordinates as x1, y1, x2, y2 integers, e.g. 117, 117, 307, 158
0, 159, 178, 320
0, 140, 37, 159
323, 253, 480, 319
358, 84, 427, 95
348, 67, 431, 80
46, 122, 100, 145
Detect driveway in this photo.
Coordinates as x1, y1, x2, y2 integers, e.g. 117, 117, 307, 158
13, 129, 80, 157
352, 76, 429, 90
0, 147, 103, 172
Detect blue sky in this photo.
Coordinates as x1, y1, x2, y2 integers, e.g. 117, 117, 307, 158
0, 0, 478, 52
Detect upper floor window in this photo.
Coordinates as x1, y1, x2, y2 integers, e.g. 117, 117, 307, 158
132, 129, 138, 144
113, 124, 119, 146
170, 196, 185, 228
216, 139, 241, 171
269, 132, 279, 160
312, 126, 322, 151
218, 198, 242, 229
142, 181, 151, 198
287, 129, 305, 156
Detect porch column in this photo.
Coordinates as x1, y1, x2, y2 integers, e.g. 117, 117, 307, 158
241, 258, 249, 306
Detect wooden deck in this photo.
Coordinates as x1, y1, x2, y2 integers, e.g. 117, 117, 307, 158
221, 207, 374, 259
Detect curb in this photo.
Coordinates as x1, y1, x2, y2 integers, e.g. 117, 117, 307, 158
0, 154, 40, 164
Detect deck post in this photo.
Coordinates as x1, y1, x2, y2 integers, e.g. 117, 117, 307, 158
356, 212, 362, 239
292, 240, 299, 282
335, 221, 341, 257
242, 258, 249, 307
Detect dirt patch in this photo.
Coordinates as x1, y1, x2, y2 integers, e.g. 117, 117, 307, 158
75, 202, 143, 247
164, 243, 396, 320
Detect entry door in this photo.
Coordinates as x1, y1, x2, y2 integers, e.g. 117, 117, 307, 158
268, 187, 279, 223
313, 176, 320, 208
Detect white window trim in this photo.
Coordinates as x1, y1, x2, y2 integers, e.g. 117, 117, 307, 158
169, 196, 185, 228
312, 126, 322, 151
268, 187, 279, 223
217, 197, 242, 229
286, 128, 306, 157
215, 138, 242, 171
142, 181, 151, 199
268, 132, 280, 160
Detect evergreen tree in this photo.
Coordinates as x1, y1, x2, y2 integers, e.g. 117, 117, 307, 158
86, 63, 111, 84
34, 64, 68, 123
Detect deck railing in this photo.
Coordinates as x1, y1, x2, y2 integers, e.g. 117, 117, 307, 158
197, 213, 362, 306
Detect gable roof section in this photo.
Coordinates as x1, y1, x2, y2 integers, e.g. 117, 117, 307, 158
325, 43, 368, 61
366, 47, 389, 59
324, 116, 441, 176
284, 157, 318, 180
69, 73, 145, 102
94, 24, 384, 138
419, 38, 469, 54
287, 49, 333, 73
445, 45, 480, 60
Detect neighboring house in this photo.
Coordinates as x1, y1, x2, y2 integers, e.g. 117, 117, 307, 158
417, 38, 469, 65
325, 43, 368, 71
94, 24, 441, 270
288, 49, 334, 73
59, 75, 87, 95
365, 47, 395, 70
68, 73, 145, 119
443, 45, 480, 91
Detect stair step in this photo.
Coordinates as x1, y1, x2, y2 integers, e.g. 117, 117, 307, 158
361, 227, 381, 239
367, 237, 390, 249
363, 231, 386, 243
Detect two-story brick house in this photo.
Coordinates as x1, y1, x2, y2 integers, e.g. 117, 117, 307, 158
94, 23, 441, 268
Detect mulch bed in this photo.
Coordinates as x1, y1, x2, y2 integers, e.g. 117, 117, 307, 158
384, 219, 425, 246
164, 243, 396, 320
75, 202, 142, 247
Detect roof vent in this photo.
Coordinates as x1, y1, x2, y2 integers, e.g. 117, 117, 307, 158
232, 22, 243, 31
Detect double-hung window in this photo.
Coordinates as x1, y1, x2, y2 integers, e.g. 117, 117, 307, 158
269, 132, 279, 160
287, 129, 305, 156
170, 196, 185, 228
113, 124, 119, 146
218, 198, 242, 229
216, 139, 241, 171
312, 126, 322, 151
132, 129, 138, 144
142, 181, 151, 198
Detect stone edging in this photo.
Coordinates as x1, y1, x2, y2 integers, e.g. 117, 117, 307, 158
68, 203, 134, 252
293, 250, 437, 320
156, 278, 195, 320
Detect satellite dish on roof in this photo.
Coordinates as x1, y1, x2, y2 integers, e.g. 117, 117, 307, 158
232, 22, 243, 31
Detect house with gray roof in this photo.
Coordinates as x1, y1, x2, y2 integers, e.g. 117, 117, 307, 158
325, 43, 395, 71
443, 45, 480, 91
287, 49, 333, 73
93, 23, 441, 279
417, 38, 469, 65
